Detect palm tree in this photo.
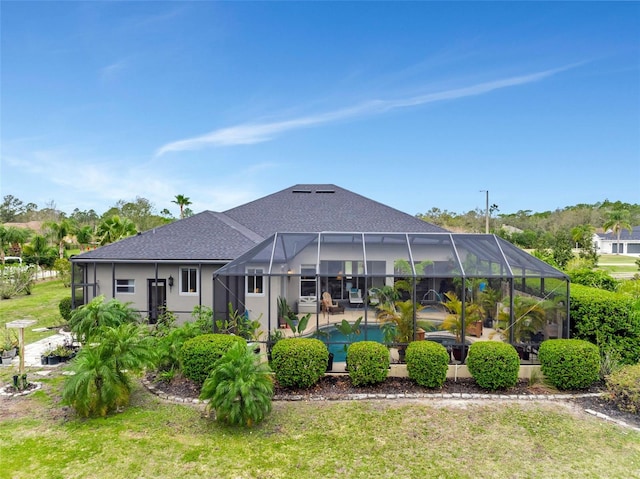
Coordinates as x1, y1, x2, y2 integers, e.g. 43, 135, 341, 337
68, 295, 141, 343
62, 323, 158, 417
440, 291, 483, 341
44, 219, 75, 258
172, 194, 192, 219
603, 209, 632, 255
200, 341, 273, 427
75, 225, 94, 251
96, 215, 137, 245
493, 295, 547, 343
0, 226, 31, 263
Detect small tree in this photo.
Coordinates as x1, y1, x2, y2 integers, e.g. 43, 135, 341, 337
68, 296, 140, 343
200, 342, 273, 427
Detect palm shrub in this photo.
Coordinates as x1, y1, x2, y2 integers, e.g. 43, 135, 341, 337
62, 323, 158, 417
155, 322, 202, 372
466, 342, 520, 390
538, 339, 600, 390
179, 334, 246, 384
405, 340, 449, 388
346, 341, 389, 386
200, 342, 273, 427
271, 338, 328, 388
68, 295, 140, 343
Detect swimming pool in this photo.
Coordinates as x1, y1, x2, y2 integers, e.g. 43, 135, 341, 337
321, 323, 385, 362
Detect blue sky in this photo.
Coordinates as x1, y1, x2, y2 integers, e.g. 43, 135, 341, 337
2, 2, 639, 219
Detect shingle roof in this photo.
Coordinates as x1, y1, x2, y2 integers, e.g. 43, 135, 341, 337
223, 184, 447, 236
596, 226, 640, 241
73, 184, 446, 262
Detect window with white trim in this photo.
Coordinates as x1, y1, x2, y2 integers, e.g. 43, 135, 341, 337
300, 265, 316, 298
116, 279, 135, 294
180, 267, 198, 294
247, 268, 264, 295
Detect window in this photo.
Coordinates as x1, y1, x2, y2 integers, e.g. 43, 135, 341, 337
300, 265, 316, 297
116, 279, 135, 294
180, 267, 198, 294
247, 268, 264, 295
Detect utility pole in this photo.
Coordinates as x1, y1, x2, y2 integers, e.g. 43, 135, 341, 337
480, 190, 489, 233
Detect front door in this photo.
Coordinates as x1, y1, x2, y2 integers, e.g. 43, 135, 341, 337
148, 279, 167, 324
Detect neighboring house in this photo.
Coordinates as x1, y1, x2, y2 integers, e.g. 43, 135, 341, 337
593, 226, 640, 256
70, 184, 447, 322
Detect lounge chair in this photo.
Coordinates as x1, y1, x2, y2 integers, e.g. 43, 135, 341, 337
349, 288, 364, 308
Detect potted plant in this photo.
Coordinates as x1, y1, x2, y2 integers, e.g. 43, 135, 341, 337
479, 286, 502, 328
277, 296, 290, 328
1, 330, 18, 360
440, 291, 483, 361
377, 300, 415, 362
491, 295, 547, 359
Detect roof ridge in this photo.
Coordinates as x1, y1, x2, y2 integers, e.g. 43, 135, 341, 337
209, 212, 264, 244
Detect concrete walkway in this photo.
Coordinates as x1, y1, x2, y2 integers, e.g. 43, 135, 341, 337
1, 330, 73, 369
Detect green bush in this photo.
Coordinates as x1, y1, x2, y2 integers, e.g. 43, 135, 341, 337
179, 334, 245, 384
570, 284, 640, 365
405, 340, 449, 388
466, 342, 520, 390
200, 342, 273, 427
539, 339, 600, 390
606, 363, 640, 414
271, 338, 328, 389
346, 341, 389, 386
59, 297, 73, 321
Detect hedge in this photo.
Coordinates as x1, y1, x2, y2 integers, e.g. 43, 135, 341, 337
346, 341, 389, 386
179, 334, 246, 384
569, 284, 640, 365
405, 341, 449, 388
538, 339, 600, 390
271, 338, 328, 389
466, 342, 519, 390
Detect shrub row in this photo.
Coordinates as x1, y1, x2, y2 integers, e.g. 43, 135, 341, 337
405, 341, 449, 388
466, 342, 520, 390
271, 338, 328, 388
606, 363, 640, 414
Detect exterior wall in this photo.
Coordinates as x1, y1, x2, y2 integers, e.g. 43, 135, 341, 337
77, 262, 221, 324
593, 234, 640, 257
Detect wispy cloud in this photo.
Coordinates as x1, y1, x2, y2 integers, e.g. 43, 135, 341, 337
100, 59, 127, 82
156, 64, 578, 156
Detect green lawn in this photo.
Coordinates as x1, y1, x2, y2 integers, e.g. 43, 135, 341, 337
0, 279, 69, 344
0, 378, 639, 479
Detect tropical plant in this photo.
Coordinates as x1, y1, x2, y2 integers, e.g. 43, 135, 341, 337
0, 225, 32, 263
200, 342, 273, 427
285, 312, 311, 337
377, 300, 414, 344
75, 225, 94, 251
478, 286, 502, 323
61, 323, 157, 417
334, 317, 363, 353
96, 215, 137, 246
172, 194, 192, 219
603, 209, 632, 255
68, 295, 141, 343
492, 295, 547, 343
440, 291, 483, 341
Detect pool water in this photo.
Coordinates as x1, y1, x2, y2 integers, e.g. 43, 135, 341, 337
322, 323, 385, 362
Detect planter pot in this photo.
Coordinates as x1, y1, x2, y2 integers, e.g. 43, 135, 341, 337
41, 355, 48, 365
2, 347, 17, 359
46, 355, 60, 366
451, 345, 467, 363
326, 352, 334, 372
1, 356, 13, 366
397, 346, 407, 363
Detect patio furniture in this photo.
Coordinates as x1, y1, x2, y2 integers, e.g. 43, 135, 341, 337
321, 292, 345, 318
349, 288, 364, 308
297, 296, 317, 314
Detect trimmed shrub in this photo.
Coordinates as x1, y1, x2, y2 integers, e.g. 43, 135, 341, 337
405, 340, 449, 388
466, 342, 520, 390
346, 341, 389, 386
570, 284, 640, 365
539, 339, 600, 390
200, 342, 273, 427
179, 334, 245, 384
271, 338, 328, 389
606, 363, 640, 414
59, 297, 73, 321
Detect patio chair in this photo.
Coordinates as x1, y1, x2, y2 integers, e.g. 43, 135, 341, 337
321, 292, 344, 319
349, 288, 364, 308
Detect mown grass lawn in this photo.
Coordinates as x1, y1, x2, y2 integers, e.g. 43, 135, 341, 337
1, 378, 639, 479
0, 279, 68, 344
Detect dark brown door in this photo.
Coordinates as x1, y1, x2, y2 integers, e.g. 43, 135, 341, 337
148, 279, 167, 324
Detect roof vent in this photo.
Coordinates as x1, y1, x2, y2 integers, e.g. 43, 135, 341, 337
315, 189, 335, 194
292, 189, 312, 194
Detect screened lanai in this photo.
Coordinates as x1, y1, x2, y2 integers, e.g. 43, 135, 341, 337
213, 232, 570, 364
